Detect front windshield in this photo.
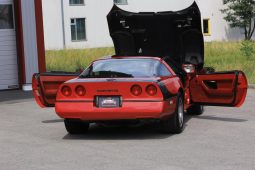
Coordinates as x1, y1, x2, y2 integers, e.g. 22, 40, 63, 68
80, 58, 171, 78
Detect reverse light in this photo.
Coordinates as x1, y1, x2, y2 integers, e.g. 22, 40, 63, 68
61, 86, 72, 97
131, 85, 142, 96
75, 85, 86, 96
146, 85, 157, 96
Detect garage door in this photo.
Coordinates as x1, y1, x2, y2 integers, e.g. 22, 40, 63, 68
0, 0, 19, 90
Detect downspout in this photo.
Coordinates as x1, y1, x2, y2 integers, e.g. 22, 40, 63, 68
14, 0, 26, 88
61, 0, 66, 48
34, 0, 46, 73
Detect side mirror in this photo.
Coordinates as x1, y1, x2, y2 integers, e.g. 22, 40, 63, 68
182, 64, 195, 74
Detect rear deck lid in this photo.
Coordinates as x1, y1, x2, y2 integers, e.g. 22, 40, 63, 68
107, 2, 204, 69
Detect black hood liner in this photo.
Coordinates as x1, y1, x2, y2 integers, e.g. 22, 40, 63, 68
107, 2, 204, 69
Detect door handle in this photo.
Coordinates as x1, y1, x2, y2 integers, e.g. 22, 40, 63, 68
201, 81, 232, 97
204, 80, 218, 89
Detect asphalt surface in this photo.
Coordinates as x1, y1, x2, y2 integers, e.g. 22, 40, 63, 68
0, 90, 255, 170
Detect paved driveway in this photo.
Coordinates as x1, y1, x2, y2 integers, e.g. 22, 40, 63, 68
0, 90, 255, 170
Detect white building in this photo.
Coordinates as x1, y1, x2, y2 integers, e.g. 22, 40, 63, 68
42, 0, 254, 50
0, 0, 45, 90
0, 0, 252, 91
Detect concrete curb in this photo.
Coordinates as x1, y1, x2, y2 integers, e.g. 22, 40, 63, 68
249, 84, 255, 89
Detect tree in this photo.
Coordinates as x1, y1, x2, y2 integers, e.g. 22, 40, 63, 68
221, 0, 255, 40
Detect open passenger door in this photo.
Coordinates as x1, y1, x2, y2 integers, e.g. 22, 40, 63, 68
32, 72, 79, 107
190, 71, 248, 107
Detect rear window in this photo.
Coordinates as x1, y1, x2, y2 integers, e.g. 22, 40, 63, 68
80, 58, 171, 78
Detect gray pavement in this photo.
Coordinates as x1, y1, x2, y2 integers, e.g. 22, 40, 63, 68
0, 90, 255, 170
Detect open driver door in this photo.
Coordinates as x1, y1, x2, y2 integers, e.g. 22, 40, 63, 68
190, 71, 248, 107
32, 72, 79, 108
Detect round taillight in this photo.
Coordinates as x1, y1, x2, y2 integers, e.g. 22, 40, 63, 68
131, 85, 142, 96
75, 86, 86, 96
146, 85, 157, 96
61, 86, 72, 96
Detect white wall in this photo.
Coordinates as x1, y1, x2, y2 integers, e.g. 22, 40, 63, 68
62, 0, 113, 49
21, 0, 39, 84
119, 0, 194, 12
42, 0, 254, 50
196, 0, 243, 41
42, 0, 64, 49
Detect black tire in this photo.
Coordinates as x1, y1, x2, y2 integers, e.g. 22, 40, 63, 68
187, 105, 204, 115
64, 119, 90, 134
160, 93, 184, 134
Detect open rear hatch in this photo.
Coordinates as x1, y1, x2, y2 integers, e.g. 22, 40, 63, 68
107, 2, 204, 69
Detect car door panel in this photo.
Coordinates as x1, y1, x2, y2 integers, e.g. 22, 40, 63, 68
190, 71, 247, 107
32, 72, 79, 107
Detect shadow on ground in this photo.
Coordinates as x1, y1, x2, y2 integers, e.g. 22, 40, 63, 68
0, 90, 33, 103
41, 114, 248, 140
192, 115, 247, 123
63, 122, 172, 140
61, 116, 194, 140
41, 113, 248, 140
42, 119, 64, 123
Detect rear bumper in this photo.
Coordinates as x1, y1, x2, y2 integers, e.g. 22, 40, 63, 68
55, 99, 177, 121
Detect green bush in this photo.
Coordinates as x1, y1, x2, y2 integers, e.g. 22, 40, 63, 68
240, 40, 255, 58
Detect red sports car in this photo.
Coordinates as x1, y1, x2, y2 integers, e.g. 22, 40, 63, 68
32, 3, 248, 134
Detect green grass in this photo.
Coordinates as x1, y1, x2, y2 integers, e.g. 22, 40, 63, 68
46, 42, 255, 83
204, 42, 255, 84
46, 47, 114, 72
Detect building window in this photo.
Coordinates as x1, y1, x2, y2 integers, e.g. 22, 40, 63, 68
71, 18, 86, 41
0, 4, 14, 29
69, 0, 85, 5
203, 18, 211, 36
114, 0, 128, 5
